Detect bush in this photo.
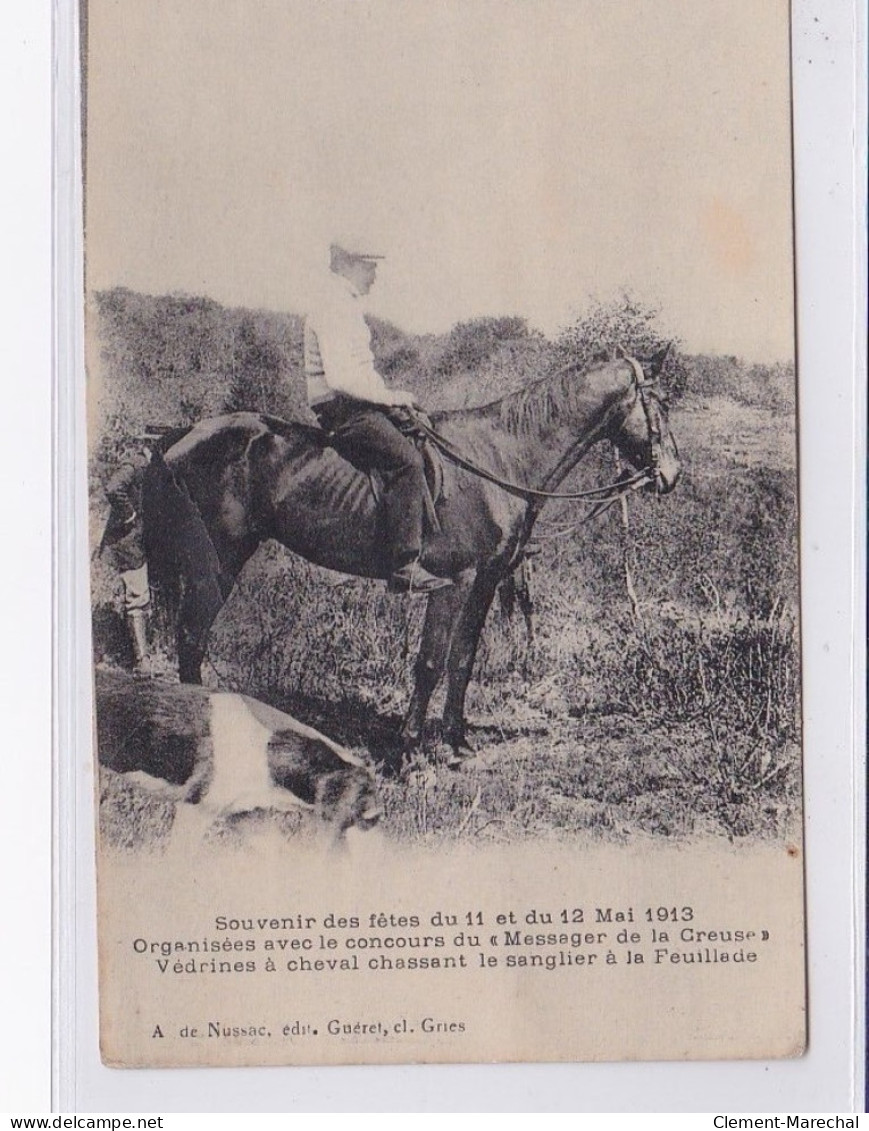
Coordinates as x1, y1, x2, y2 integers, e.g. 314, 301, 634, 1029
434, 316, 533, 377
685, 354, 796, 412
573, 610, 800, 742
555, 293, 689, 401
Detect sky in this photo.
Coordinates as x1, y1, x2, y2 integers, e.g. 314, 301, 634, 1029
85, 0, 796, 361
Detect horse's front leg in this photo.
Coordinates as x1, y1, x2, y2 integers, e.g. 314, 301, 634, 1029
442, 569, 501, 754
400, 572, 475, 748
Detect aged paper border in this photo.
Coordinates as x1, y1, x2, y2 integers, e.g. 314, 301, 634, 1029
14, 0, 862, 1113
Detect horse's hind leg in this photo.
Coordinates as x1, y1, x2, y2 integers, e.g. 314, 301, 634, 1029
178, 636, 206, 684
400, 572, 475, 749
177, 580, 225, 684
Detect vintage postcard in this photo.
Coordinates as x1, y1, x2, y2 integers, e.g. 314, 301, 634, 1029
84, 0, 804, 1067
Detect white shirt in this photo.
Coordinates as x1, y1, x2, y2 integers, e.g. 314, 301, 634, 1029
304, 274, 395, 406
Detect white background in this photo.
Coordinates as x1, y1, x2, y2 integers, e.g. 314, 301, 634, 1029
0, 0, 866, 1115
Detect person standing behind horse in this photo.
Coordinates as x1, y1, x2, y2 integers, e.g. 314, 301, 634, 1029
100, 439, 156, 669
304, 242, 451, 595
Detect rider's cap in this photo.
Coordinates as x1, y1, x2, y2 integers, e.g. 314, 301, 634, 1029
330, 242, 385, 272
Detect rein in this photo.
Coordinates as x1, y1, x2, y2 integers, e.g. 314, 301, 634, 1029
412, 356, 660, 507
414, 414, 653, 502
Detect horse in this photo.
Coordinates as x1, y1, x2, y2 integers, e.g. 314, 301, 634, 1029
141, 348, 681, 759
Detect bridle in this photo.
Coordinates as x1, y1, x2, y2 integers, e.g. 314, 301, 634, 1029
411, 354, 669, 513
621, 354, 676, 497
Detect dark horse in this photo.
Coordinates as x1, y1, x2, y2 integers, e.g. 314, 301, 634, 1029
142, 349, 681, 756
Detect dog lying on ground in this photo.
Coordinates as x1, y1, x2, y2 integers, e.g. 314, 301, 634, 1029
95, 669, 381, 849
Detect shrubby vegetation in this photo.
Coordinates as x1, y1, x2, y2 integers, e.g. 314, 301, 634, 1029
91, 287, 800, 843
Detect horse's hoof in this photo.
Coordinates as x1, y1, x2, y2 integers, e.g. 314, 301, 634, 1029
405, 765, 439, 788
444, 738, 477, 769
444, 734, 475, 756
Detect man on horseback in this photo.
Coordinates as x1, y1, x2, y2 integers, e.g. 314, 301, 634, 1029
304, 242, 452, 595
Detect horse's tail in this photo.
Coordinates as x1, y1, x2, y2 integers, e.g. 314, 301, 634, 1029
142, 450, 226, 671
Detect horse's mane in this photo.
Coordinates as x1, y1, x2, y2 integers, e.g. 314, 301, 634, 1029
435, 358, 608, 439
497, 361, 591, 436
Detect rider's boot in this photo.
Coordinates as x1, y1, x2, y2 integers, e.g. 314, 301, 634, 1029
388, 560, 453, 595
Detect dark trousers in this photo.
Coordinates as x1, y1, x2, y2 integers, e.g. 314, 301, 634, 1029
314, 396, 425, 571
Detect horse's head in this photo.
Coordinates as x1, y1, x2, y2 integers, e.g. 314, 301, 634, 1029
609, 345, 681, 495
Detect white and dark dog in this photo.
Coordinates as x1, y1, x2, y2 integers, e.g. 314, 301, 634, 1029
95, 669, 381, 850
